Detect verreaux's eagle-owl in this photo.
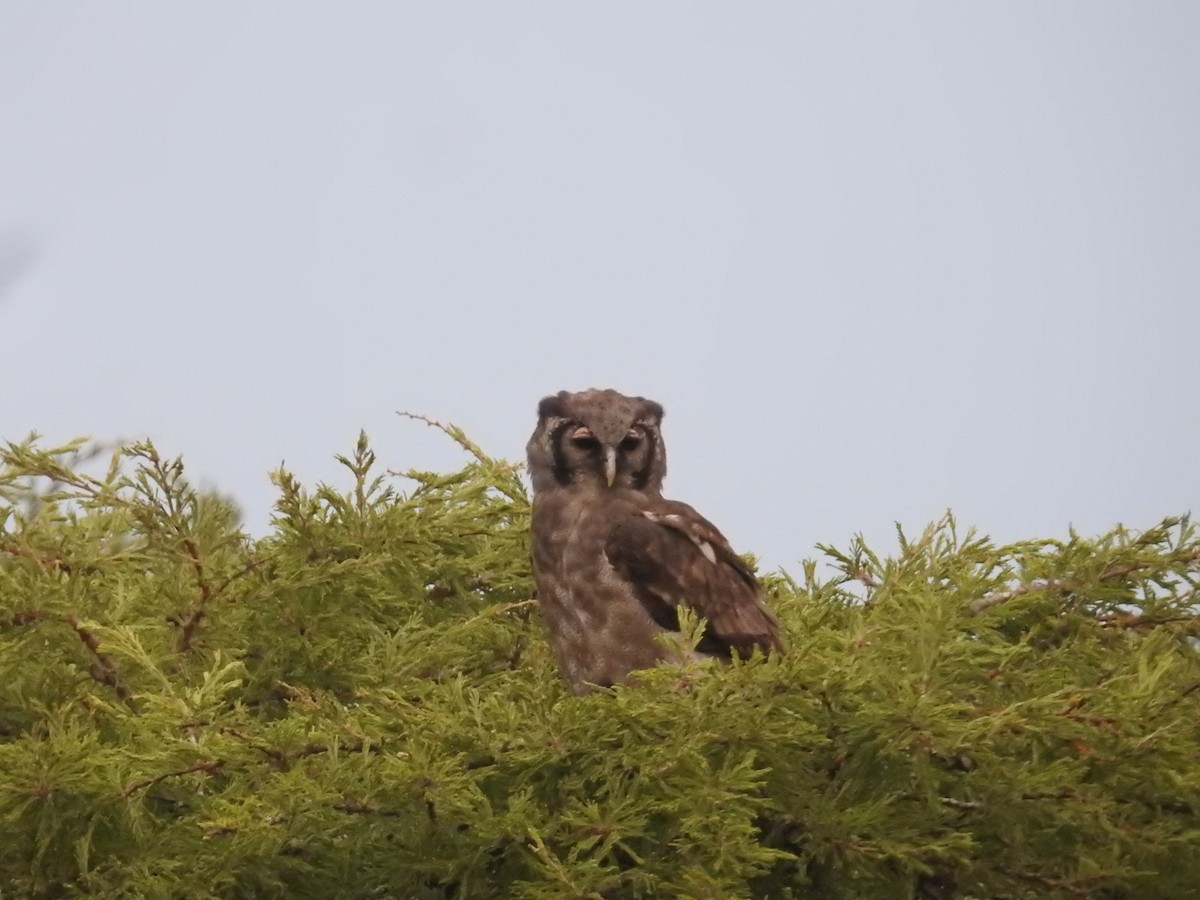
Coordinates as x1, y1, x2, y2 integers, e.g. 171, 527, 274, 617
526, 388, 781, 693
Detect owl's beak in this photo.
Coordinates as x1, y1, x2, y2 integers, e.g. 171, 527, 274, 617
603, 446, 617, 487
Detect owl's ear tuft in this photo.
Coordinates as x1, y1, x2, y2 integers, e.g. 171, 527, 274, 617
538, 392, 570, 420
639, 399, 665, 422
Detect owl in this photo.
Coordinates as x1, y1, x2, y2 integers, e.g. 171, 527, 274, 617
526, 388, 781, 693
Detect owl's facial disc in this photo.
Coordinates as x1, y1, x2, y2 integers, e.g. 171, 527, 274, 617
568, 425, 617, 487
567, 424, 624, 487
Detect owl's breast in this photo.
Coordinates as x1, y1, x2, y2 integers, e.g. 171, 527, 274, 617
530, 491, 669, 690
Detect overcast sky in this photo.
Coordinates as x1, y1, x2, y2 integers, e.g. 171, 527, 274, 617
2, 4, 1197, 571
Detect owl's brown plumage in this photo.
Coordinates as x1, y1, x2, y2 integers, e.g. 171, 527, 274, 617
527, 388, 781, 693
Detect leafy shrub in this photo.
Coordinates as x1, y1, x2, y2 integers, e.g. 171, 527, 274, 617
1, 426, 1197, 898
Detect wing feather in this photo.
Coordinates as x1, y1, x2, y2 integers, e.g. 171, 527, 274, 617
604, 499, 782, 659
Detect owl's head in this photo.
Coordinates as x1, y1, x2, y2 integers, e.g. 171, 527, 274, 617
527, 388, 666, 494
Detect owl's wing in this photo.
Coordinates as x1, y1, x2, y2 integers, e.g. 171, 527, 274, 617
604, 499, 782, 659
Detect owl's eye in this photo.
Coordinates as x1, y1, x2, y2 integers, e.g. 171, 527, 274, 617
619, 430, 643, 451
570, 426, 600, 450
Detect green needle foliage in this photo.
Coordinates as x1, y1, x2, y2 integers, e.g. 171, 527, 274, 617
1, 426, 1197, 899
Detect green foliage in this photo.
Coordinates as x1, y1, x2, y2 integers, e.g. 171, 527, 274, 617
1, 426, 1198, 899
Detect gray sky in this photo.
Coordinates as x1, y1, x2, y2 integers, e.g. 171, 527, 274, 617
2, 4, 1197, 571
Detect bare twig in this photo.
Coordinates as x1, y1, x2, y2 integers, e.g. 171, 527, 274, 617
394, 411, 527, 503
396, 411, 491, 465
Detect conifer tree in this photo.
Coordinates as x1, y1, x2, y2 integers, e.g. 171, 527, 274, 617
1, 426, 1197, 898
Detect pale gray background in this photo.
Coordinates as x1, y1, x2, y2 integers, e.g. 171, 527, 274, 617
2, 4, 1197, 571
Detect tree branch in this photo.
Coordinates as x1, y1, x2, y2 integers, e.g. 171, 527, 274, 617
65, 614, 130, 701
122, 760, 222, 798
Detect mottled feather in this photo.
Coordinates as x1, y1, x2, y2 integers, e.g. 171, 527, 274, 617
527, 388, 782, 692
605, 500, 781, 660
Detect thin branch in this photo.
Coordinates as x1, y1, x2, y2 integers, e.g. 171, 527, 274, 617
212, 555, 265, 597
967, 578, 1067, 616
395, 410, 527, 502
175, 553, 265, 653
332, 799, 405, 818
460, 598, 537, 627
396, 411, 490, 465
1097, 612, 1199, 630
122, 759, 222, 798
220, 726, 374, 770
174, 536, 214, 652
1021, 789, 1076, 801
5, 609, 43, 627
968, 541, 1200, 617
220, 727, 288, 768
1012, 869, 1113, 897
0, 544, 87, 575
65, 614, 130, 701
938, 796, 982, 810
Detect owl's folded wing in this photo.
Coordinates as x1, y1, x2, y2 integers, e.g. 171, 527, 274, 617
603, 500, 782, 659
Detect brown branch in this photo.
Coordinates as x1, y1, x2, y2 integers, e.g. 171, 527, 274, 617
293, 739, 369, 760
130, 446, 218, 654
1, 544, 75, 574
65, 614, 130, 701
212, 556, 264, 596
1151, 680, 1200, 717
219, 727, 288, 768
173, 536, 214, 652
1097, 612, 1199, 630
332, 799, 405, 818
122, 759, 222, 798
220, 727, 373, 770
175, 554, 263, 653
938, 796, 982, 810
1021, 789, 1076, 801
5, 609, 43, 627
173, 611, 204, 652
1012, 869, 1113, 897
968, 543, 1200, 617
460, 598, 537, 627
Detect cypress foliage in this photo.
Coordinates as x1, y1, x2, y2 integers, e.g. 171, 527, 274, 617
1, 427, 1197, 899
